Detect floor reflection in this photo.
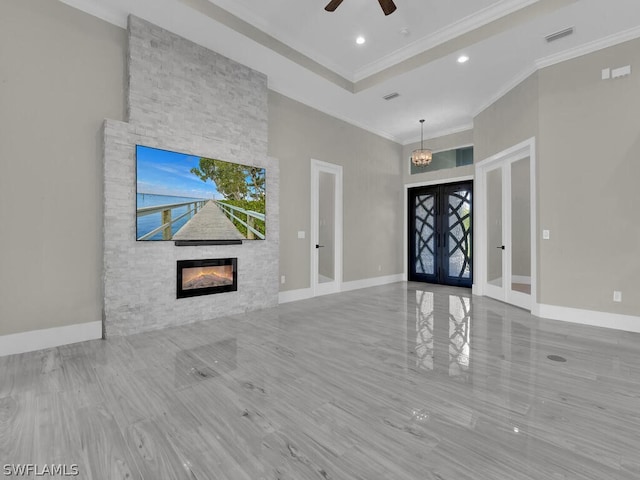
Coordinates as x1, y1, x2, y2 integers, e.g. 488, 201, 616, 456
411, 288, 472, 379
408, 283, 543, 441
174, 338, 237, 388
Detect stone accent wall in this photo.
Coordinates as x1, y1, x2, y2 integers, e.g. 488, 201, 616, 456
103, 17, 278, 336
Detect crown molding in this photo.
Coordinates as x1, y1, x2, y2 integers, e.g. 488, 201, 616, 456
188, 0, 540, 84
57, 0, 640, 147
474, 24, 640, 119
536, 24, 640, 70
268, 84, 400, 144
472, 65, 538, 118
353, 0, 539, 81
59, 0, 128, 27
425, 122, 475, 142
183, 0, 355, 81
402, 123, 475, 146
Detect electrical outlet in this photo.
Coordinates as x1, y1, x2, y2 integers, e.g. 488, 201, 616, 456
613, 291, 622, 302
297, 231, 305, 239
542, 230, 550, 240
378, 265, 382, 271
281, 275, 286, 284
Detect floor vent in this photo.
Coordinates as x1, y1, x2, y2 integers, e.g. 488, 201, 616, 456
547, 354, 567, 362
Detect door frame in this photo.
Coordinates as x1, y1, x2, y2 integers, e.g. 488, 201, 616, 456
403, 175, 474, 281
474, 137, 537, 310
407, 180, 474, 287
310, 159, 343, 297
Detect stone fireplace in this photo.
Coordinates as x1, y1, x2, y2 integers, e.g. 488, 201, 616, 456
102, 16, 279, 336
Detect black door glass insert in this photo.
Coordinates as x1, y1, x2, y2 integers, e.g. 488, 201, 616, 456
409, 181, 473, 287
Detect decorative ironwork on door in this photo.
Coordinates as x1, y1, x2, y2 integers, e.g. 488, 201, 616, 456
409, 181, 473, 287
446, 189, 472, 280
414, 194, 436, 276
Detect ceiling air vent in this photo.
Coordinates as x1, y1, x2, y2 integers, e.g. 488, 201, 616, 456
383, 92, 400, 101
545, 27, 574, 43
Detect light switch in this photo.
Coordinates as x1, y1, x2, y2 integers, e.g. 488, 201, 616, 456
542, 230, 550, 240
297, 231, 305, 239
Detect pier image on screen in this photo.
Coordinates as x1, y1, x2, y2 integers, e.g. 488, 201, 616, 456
136, 145, 266, 241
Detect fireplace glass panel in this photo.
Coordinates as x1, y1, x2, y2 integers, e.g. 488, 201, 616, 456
177, 258, 237, 298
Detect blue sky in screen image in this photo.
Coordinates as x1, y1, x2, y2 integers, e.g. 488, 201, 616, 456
136, 145, 220, 199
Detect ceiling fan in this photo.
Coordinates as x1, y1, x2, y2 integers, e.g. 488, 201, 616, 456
325, 0, 397, 16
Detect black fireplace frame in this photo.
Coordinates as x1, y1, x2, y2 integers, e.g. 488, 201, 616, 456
177, 258, 238, 299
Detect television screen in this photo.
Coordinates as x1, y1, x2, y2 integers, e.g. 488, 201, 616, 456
136, 145, 266, 241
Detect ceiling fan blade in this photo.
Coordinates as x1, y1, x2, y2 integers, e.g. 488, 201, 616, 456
378, 0, 397, 16
325, 0, 345, 12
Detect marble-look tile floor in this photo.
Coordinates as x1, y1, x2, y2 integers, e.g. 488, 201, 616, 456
1, 282, 639, 479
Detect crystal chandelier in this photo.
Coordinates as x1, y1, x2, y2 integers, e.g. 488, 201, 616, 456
412, 119, 432, 167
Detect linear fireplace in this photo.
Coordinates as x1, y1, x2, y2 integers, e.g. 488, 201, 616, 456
177, 258, 237, 298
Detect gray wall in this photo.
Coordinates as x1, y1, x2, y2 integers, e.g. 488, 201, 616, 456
0, 0, 126, 336
474, 39, 640, 317
537, 38, 640, 316
269, 92, 403, 291
474, 73, 540, 162
103, 18, 279, 336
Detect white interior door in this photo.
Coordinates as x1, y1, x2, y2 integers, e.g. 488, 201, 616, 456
311, 159, 343, 296
475, 140, 536, 310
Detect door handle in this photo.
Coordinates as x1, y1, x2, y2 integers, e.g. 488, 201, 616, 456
316, 244, 324, 248
496, 245, 505, 250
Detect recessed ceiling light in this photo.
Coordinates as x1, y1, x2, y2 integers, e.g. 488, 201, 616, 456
457, 55, 469, 64
356, 36, 366, 45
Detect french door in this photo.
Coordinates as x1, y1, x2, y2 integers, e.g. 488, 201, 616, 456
408, 181, 473, 287
475, 138, 536, 310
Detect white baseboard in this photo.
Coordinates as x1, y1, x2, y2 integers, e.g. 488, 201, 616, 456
279, 288, 313, 304
0, 321, 102, 357
278, 274, 404, 304
533, 303, 640, 333
341, 274, 404, 292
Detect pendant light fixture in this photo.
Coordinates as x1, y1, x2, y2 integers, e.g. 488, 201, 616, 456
412, 119, 432, 167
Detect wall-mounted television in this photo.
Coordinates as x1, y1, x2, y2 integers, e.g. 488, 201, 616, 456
136, 145, 266, 242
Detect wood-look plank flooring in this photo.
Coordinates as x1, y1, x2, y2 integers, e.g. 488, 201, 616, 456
1, 282, 640, 479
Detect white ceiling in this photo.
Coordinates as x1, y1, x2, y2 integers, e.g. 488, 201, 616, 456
60, 0, 640, 144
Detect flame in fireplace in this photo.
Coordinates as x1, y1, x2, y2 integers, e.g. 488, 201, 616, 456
182, 265, 233, 290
